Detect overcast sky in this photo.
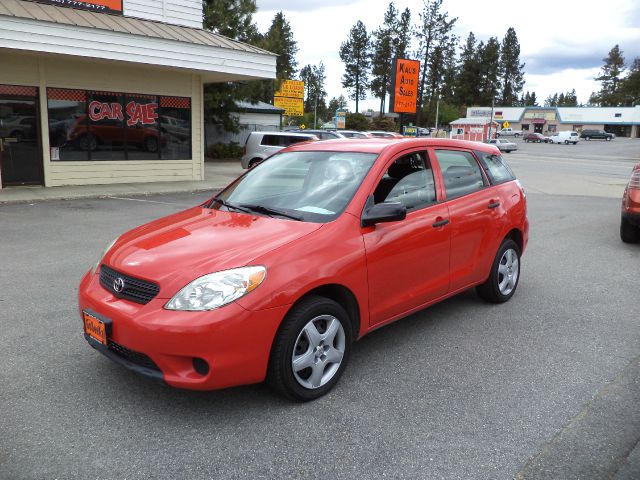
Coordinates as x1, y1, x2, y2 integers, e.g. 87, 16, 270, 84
254, 0, 640, 112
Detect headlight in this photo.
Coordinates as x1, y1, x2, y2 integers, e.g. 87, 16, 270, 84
92, 237, 118, 275
165, 266, 267, 311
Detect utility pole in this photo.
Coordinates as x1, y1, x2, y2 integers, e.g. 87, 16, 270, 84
434, 93, 440, 136
487, 96, 495, 141
314, 90, 318, 129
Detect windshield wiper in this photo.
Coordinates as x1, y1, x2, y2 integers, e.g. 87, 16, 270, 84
207, 197, 253, 214
238, 203, 304, 221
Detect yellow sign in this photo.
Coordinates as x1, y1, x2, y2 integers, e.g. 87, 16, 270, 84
274, 80, 304, 99
503, 121, 510, 128
274, 96, 304, 116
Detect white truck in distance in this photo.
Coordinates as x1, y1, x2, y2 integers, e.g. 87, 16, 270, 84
496, 127, 522, 137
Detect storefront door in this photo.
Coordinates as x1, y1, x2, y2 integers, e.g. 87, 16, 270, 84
0, 94, 42, 186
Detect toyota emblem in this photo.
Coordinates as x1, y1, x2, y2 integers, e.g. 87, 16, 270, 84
113, 277, 125, 293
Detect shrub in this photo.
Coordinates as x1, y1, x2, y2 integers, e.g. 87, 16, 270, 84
207, 142, 244, 159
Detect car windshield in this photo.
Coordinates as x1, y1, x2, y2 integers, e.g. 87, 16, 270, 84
211, 151, 378, 223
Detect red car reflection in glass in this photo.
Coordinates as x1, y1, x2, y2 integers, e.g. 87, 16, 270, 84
79, 138, 529, 401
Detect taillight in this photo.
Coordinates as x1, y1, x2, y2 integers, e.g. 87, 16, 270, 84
630, 169, 640, 189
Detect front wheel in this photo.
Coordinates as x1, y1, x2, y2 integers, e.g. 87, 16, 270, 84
477, 239, 521, 303
606, 137, 612, 141
514, 133, 520, 137
268, 295, 353, 401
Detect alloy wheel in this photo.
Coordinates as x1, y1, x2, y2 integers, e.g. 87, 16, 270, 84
497, 248, 519, 296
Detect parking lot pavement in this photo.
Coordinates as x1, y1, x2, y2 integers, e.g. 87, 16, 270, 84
1, 185, 638, 479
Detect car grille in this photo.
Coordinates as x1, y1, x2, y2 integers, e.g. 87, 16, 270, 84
99, 265, 160, 305
107, 340, 161, 372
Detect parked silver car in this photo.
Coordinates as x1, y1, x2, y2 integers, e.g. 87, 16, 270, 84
241, 131, 318, 169
487, 138, 518, 153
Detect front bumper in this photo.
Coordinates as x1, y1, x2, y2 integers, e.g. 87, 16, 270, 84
79, 269, 289, 391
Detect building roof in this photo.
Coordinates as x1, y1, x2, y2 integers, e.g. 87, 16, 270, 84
234, 100, 284, 114
450, 117, 499, 125
0, 0, 272, 55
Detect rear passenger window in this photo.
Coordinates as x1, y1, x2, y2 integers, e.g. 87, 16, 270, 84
373, 152, 436, 211
475, 151, 516, 185
435, 150, 486, 200
261, 134, 285, 147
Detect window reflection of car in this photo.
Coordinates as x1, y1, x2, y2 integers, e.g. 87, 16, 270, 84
67, 115, 165, 152
159, 115, 190, 142
0, 115, 37, 141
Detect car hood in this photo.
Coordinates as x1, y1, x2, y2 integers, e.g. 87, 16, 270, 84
103, 206, 322, 293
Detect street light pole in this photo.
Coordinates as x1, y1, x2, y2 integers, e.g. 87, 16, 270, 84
314, 91, 318, 129
435, 94, 440, 136
487, 96, 495, 141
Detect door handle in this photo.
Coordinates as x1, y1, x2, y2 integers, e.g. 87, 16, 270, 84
432, 218, 449, 228
488, 200, 501, 209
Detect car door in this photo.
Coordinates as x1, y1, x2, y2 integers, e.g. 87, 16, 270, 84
433, 148, 508, 292
362, 150, 451, 326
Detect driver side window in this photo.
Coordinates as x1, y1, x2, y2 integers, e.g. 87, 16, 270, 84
373, 152, 437, 211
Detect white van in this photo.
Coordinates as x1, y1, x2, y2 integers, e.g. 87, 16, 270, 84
241, 131, 318, 169
548, 131, 579, 145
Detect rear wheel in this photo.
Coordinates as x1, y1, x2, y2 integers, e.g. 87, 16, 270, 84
477, 239, 521, 303
584, 136, 590, 140
620, 217, 640, 243
268, 295, 353, 401
606, 137, 612, 141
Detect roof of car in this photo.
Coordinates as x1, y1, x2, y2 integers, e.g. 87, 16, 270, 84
283, 137, 500, 155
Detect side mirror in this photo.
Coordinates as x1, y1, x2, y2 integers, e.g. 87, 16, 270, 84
361, 198, 406, 227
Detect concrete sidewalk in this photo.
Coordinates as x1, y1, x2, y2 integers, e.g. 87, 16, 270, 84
0, 161, 245, 204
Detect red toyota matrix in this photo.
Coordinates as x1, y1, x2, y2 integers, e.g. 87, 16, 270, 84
79, 138, 529, 401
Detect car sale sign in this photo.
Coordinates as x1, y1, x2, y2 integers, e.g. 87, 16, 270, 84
35, 0, 123, 15
391, 58, 420, 114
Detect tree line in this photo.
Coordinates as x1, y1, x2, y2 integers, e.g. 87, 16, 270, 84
202, 1, 639, 133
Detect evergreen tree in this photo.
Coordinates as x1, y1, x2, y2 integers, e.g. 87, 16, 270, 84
370, 3, 398, 115
299, 62, 327, 125
454, 32, 481, 107
477, 37, 502, 106
590, 45, 626, 106
499, 27, 525, 106
621, 57, 640, 105
262, 12, 299, 80
415, 0, 457, 124
339, 20, 371, 113
545, 93, 558, 107
328, 95, 348, 114
393, 8, 413, 62
202, 0, 262, 132
203, 0, 259, 43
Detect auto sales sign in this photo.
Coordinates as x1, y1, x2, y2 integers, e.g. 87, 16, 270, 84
33, 0, 123, 15
391, 58, 420, 114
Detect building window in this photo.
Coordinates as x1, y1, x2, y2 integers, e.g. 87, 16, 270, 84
548, 124, 557, 133
47, 88, 89, 161
522, 124, 530, 131
573, 125, 583, 131
47, 88, 191, 161
615, 113, 622, 118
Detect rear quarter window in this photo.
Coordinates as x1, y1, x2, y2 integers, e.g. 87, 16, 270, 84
475, 150, 516, 185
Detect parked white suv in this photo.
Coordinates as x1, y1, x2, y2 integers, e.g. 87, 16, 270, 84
548, 131, 579, 145
241, 131, 318, 169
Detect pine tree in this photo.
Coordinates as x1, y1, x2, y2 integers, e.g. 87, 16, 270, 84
202, 0, 262, 132
203, 0, 259, 43
621, 58, 640, 105
339, 20, 371, 113
499, 27, 525, 106
299, 62, 327, 125
370, 3, 398, 115
328, 95, 348, 115
477, 37, 501, 106
262, 12, 299, 80
415, 0, 457, 124
590, 45, 626, 106
454, 32, 481, 107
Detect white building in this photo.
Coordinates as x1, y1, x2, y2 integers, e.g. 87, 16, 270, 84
0, 0, 276, 189
467, 106, 640, 138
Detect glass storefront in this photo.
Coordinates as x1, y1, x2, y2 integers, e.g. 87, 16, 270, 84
47, 88, 191, 161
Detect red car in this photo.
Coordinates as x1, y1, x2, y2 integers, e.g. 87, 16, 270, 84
79, 138, 529, 401
621, 163, 640, 243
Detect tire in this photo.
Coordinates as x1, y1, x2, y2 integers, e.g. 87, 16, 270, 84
620, 217, 640, 243
476, 238, 521, 303
78, 134, 97, 151
584, 136, 590, 140
606, 136, 612, 141
145, 136, 158, 152
514, 133, 520, 137
268, 295, 353, 401
564, 140, 569, 145
537, 139, 541, 143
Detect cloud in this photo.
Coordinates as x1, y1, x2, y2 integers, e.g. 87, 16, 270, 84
526, 52, 605, 75
256, 0, 360, 12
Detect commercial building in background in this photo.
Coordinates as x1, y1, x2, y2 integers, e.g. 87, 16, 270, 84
0, 0, 276, 189
467, 106, 640, 138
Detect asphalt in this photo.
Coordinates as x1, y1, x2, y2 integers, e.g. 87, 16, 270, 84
0, 160, 245, 204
